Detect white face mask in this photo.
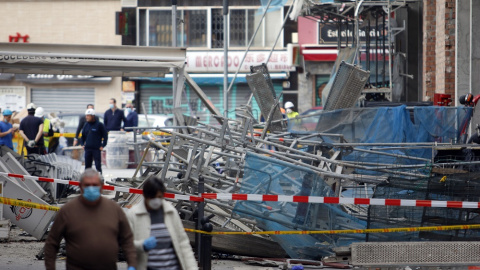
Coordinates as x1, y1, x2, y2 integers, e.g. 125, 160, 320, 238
147, 198, 162, 210
286, 109, 293, 114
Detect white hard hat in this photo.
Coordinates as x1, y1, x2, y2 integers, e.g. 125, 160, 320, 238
34, 107, 45, 117
85, 108, 96, 115
26, 103, 36, 110
284, 101, 294, 109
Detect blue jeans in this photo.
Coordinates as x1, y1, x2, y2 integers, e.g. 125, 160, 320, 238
84, 148, 102, 174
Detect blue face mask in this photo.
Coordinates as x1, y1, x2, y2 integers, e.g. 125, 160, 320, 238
82, 186, 101, 202
109, 104, 114, 109
126, 108, 132, 113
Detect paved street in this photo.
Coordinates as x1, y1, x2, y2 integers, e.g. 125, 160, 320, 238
0, 168, 281, 270
0, 226, 281, 270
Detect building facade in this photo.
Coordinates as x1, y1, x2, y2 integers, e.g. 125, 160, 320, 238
0, 0, 123, 114
119, 0, 300, 122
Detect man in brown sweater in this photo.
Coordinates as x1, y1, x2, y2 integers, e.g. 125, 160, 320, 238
44, 169, 137, 270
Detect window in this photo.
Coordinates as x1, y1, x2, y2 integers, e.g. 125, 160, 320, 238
230, 10, 246, 47
247, 10, 264, 47
184, 10, 207, 47
211, 9, 224, 48
139, 7, 284, 49
149, 10, 173, 46
264, 10, 282, 47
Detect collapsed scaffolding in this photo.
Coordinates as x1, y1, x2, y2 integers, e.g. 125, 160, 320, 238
120, 61, 480, 260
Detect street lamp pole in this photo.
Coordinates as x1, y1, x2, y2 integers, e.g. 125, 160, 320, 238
172, 0, 178, 124
223, 0, 229, 118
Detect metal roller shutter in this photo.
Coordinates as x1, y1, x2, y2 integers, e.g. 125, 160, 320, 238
31, 88, 95, 114
139, 82, 282, 124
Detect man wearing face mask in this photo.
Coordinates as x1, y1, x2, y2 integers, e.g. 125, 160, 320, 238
124, 101, 138, 130
104, 98, 125, 132
74, 104, 98, 146
80, 108, 108, 175
126, 176, 197, 270
44, 169, 137, 270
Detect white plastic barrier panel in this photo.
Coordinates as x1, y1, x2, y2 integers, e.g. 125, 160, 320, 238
0, 177, 55, 239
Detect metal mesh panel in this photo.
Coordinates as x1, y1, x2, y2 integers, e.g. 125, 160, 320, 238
323, 61, 370, 111
250, 64, 276, 98
352, 242, 480, 266
246, 72, 284, 132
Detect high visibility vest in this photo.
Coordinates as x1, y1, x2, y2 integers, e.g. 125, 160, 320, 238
286, 111, 301, 124
43, 118, 51, 148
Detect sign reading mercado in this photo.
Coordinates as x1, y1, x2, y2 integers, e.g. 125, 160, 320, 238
185, 51, 295, 73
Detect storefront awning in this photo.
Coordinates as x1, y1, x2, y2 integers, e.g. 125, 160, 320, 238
128, 72, 289, 85
302, 47, 339, 61
0, 43, 186, 77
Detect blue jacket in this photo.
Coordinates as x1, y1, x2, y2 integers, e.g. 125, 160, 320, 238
80, 120, 108, 150
124, 111, 138, 129
104, 108, 125, 132
0, 121, 13, 149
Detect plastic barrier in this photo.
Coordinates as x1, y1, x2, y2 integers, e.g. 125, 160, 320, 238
106, 131, 129, 169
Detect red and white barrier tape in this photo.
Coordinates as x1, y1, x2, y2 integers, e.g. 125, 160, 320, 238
3, 172, 479, 208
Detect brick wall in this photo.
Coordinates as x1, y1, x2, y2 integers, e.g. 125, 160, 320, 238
423, 0, 436, 100
444, 0, 456, 97
423, 0, 456, 102
435, 0, 446, 94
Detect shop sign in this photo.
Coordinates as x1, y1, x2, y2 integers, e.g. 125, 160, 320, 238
14, 74, 112, 84
0, 86, 26, 112
9, 33, 29, 43
319, 24, 385, 44
185, 51, 295, 73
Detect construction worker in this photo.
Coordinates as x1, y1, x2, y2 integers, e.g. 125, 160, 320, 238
284, 101, 301, 128
35, 107, 54, 153
284, 101, 299, 119
19, 103, 45, 155
74, 104, 98, 146
0, 109, 18, 155
80, 108, 108, 174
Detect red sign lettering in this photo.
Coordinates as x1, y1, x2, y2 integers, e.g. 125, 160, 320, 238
9, 33, 29, 43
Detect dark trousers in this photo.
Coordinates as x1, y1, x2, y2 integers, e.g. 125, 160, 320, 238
26, 145, 46, 155
84, 148, 102, 174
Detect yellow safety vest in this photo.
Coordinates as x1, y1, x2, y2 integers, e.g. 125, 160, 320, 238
286, 111, 301, 125
43, 118, 51, 148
